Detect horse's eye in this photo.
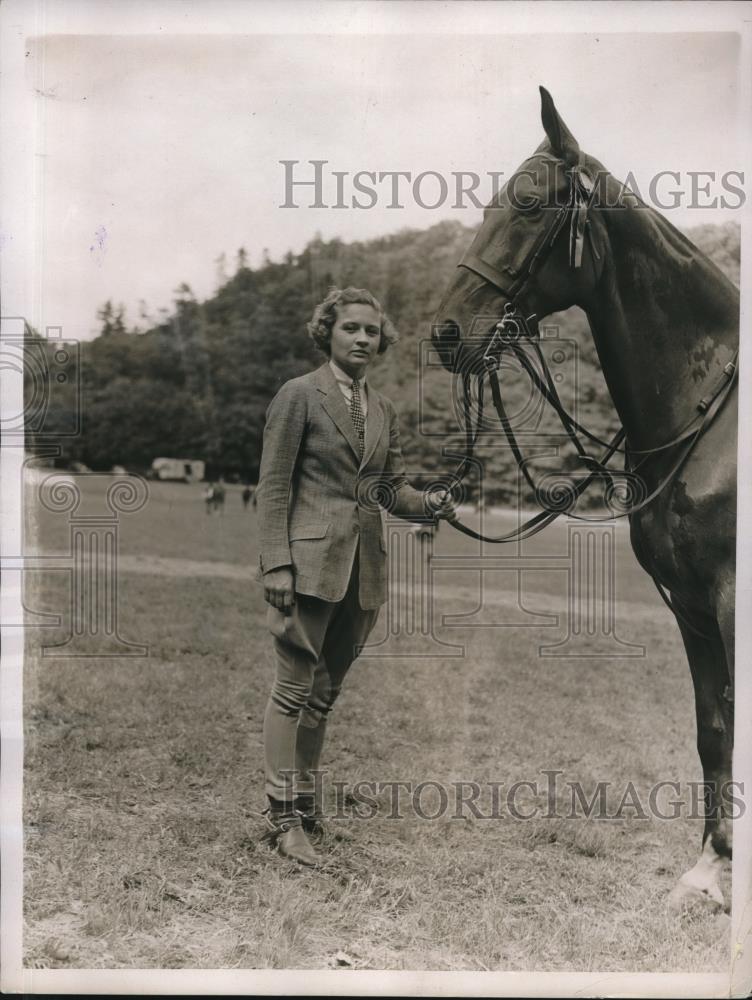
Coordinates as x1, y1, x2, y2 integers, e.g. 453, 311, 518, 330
508, 176, 542, 216
518, 197, 542, 217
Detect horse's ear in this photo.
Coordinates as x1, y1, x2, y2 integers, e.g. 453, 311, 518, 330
539, 86, 580, 167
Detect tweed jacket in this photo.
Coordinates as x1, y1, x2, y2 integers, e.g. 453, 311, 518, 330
256, 362, 430, 609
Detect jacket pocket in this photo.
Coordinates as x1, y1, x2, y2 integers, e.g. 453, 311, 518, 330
290, 522, 330, 541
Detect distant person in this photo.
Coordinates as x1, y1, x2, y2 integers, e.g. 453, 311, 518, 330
204, 483, 215, 514
242, 485, 253, 509
255, 286, 455, 866
214, 482, 226, 513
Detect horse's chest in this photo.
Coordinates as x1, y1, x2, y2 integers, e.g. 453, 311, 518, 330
629, 476, 734, 597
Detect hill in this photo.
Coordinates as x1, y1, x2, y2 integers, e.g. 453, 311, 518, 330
27, 220, 740, 504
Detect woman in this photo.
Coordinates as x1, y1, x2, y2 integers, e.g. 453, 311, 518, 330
255, 286, 454, 865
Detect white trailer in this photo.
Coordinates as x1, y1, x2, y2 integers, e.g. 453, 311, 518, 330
151, 457, 205, 482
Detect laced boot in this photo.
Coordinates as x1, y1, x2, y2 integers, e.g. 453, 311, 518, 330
261, 802, 319, 866
294, 795, 327, 841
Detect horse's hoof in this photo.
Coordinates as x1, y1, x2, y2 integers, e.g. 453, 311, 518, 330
667, 875, 724, 913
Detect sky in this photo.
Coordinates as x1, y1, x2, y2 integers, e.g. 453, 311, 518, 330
18, 24, 745, 340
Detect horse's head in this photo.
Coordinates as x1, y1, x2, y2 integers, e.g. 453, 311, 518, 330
432, 87, 607, 372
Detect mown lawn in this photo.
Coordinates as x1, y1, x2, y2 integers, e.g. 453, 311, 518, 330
22, 477, 731, 970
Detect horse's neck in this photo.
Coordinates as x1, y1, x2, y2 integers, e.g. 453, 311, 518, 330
584, 198, 738, 447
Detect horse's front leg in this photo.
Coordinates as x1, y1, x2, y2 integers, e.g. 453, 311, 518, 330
668, 611, 734, 911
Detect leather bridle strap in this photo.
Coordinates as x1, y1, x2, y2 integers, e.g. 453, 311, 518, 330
446, 343, 737, 542
457, 252, 518, 298
523, 337, 736, 461
448, 410, 626, 544
512, 342, 596, 462
569, 169, 594, 268
448, 371, 484, 489
486, 364, 540, 495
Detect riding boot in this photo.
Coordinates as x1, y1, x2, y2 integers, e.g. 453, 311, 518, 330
261, 799, 319, 866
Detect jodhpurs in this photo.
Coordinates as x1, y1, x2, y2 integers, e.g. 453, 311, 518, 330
263, 551, 379, 802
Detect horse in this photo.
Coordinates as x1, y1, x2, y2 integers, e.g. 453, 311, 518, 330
431, 87, 738, 910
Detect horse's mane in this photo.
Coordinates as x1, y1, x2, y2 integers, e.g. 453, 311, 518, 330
599, 168, 739, 301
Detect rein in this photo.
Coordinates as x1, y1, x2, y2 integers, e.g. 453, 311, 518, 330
444, 159, 739, 550
446, 338, 737, 545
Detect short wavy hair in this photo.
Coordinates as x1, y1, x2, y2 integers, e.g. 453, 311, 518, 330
307, 286, 399, 356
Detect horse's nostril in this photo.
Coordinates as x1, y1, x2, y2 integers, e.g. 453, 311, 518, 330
432, 321, 461, 346
431, 321, 462, 372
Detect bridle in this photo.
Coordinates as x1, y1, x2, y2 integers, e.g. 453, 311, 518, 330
459, 154, 596, 303
442, 155, 739, 597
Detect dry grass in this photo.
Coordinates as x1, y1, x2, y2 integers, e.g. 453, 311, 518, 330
22, 479, 731, 970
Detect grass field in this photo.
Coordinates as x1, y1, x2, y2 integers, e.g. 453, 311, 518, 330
22, 475, 731, 971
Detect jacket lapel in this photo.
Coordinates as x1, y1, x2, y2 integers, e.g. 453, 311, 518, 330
314, 363, 363, 462
361, 388, 385, 469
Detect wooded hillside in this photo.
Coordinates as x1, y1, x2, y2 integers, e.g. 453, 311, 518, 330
27, 219, 740, 504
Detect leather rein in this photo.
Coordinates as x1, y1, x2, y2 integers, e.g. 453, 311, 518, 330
443, 159, 739, 550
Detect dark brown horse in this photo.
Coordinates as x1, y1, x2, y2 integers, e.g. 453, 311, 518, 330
432, 88, 738, 909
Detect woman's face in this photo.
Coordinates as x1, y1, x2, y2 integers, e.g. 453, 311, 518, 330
329, 303, 381, 377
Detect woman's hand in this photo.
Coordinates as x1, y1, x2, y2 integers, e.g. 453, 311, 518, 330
263, 566, 295, 614
427, 488, 458, 522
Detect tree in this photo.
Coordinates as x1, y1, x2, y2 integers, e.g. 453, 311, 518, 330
214, 252, 228, 290
81, 377, 206, 470
96, 300, 128, 337
63, 220, 739, 481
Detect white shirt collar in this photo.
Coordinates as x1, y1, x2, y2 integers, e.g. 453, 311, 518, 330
329, 359, 366, 390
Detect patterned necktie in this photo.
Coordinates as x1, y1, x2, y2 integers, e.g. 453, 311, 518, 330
349, 379, 365, 458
